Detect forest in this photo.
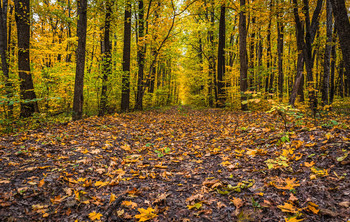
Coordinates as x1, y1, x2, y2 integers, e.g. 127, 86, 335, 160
0, 0, 350, 221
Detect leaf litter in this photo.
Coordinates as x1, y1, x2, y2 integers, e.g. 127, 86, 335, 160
0, 107, 349, 221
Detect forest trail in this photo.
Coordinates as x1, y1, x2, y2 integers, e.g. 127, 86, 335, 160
0, 107, 349, 221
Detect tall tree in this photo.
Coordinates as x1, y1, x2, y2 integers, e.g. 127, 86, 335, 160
72, 0, 87, 120
99, 0, 113, 116
121, 0, 132, 112
15, 0, 39, 117
206, 0, 215, 107
239, 0, 248, 111
289, 0, 323, 108
277, 0, 284, 100
0, 0, 13, 117
322, 0, 332, 105
135, 0, 145, 110
330, 0, 350, 96
216, 4, 226, 108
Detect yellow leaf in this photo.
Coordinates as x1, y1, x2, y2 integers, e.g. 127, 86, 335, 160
246, 149, 257, 156
187, 202, 202, 210
94, 181, 109, 188
307, 202, 319, 214
231, 197, 243, 208
304, 161, 315, 167
122, 200, 138, 209
38, 179, 45, 187
278, 202, 299, 213
221, 161, 231, 166
110, 193, 117, 204
89, 211, 103, 221
134, 207, 157, 221
285, 216, 304, 222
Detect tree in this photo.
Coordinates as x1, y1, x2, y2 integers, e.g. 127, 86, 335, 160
99, 0, 113, 116
216, 4, 226, 108
322, 0, 332, 105
135, 0, 145, 110
289, 0, 323, 108
0, 0, 13, 117
330, 0, 350, 96
239, 0, 248, 111
15, 0, 39, 118
277, 0, 284, 100
121, 0, 132, 112
72, 0, 87, 120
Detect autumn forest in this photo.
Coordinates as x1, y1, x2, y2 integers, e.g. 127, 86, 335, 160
0, 0, 350, 221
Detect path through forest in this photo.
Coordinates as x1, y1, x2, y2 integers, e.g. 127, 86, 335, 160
0, 107, 349, 221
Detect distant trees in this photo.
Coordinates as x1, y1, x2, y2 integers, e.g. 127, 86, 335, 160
1, 0, 350, 122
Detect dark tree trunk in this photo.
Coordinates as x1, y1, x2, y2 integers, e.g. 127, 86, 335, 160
0, 0, 13, 117
322, 0, 332, 105
330, 0, 350, 96
15, 0, 39, 118
339, 61, 344, 98
207, 0, 215, 107
265, 0, 272, 94
277, 0, 284, 100
289, 0, 323, 108
135, 0, 145, 110
249, 7, 255, 90
121, 0, 132, 112
99, 0, 112, 116
72, 0, 87, 120
66, 0, 72, 63
330, 26, 337, 104
216, 5, 226, 108
239, 0, 248, 111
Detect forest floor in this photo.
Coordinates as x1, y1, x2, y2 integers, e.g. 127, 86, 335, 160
0, 106, 349, 222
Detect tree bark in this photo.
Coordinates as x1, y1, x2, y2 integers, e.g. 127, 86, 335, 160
322, 0, 332, 105
135, 0, 145, 110
0, 0, 13, 117
207, 0, 215, 107
99, 0, 112, 116
265, 0, 272, 94
15, 0, 39, 118
121, 0, 132, 112
277, 0, 284, 100
239, 0, 248, 111
216, 5, 226, 108
330, 25, 337, 104
289, 0, 323, 108
330, 0, 350, 96
72, 0, 87, 120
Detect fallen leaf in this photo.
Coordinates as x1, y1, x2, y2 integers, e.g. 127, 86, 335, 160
89, 211, 103, 221
134, 207, 157, 221
231, 197, 243, 209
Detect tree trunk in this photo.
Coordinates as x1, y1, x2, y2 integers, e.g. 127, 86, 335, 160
216, 5, 226, 108
207, 0, 215, 107
289, 0, 323, 108
0, 0, 13, 117
330, 0, 350, 96
330, 25, 337, 104
135, 0, 145, 110
99, 0, 112, 116
15, 0, 39, 118
322, 0, 332, 105
121, 0, 132, 112
277, 0, 284, 100
239, 0, 248, 111
265, 0, 272, 94
72, 0, 87, 120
